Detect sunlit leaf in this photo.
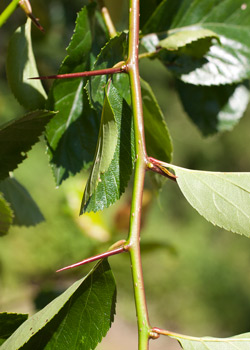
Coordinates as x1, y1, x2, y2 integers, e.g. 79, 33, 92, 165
170, 331, 250, 349
0, 110, 55, 181
82, 80, 135, 213
0, 313, 28, 344
176, 80, 250, 135
0, 194, 13, 236
6, 19, 47, 110
2, 260, 116, 350
168, 164, 250, 237
158, 29, 218, 51
142, 0, 250, 85
0, 177, 44, 227
46, 4, 108, 185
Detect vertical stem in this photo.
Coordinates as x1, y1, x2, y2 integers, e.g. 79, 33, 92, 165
127, 0, 151, 349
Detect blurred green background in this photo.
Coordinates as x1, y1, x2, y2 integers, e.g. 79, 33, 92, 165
1, 0, 250, 348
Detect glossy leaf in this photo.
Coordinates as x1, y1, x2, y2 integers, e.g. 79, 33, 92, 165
2, 259, 116, 350
6, 19, 47, 110
46, 4, 108, 185
168, 164, 250, 237
0, 313, 28, 343
141, 79, 172, 163
176, 80, 250, 135
170, 332, 250, 350
0, 110, 55, 181
159, 28, 218, 51
82, 80, 135, 213
0, 194, 13, 236
0, 177, 44, 226
142, 0, 250, 85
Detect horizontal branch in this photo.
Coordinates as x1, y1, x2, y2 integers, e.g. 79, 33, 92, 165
56, 245, 127, 272
31, 66, 127, 80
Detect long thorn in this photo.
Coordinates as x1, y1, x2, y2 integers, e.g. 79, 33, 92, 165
56, 246, 127, 272
30, 66, 127, 80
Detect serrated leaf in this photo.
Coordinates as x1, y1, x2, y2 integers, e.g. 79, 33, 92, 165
0, 313, 28, 342
46, 4, 108, 185
170, 331, 250, 350
0, 177, 44, 227
141, 79, 172, 163
159, 29, 218, 51
2, 259, 116, 350
89, 32, 128, 111
6, 19, 47, 110
0, 194, 13, 236
142, 0, 250, 85
82, 83, 118, 200
176, 80, 250, 135
82, 80, 135, 213
0, 110, 55, 181
168, 164, 250, 237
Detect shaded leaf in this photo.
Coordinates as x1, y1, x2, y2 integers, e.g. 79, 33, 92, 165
159, 28, 218, 51
170, 331, 250, 350
82, 80, 135, 213
0, 177, 44, 227
46, 4, 108, 185
141, 79, 172, 163
89, 32, 128, 112
141, 0, 250, 85
6, 19, 47, 110
0, 313, 28, 342
0, 110, 55, 181
81, 83, 118, 201
141, 241, 177, 255
168, 164, 250, 237
176, 80, 250, 135
2, 259, 116, 350
0, 194, 13, 236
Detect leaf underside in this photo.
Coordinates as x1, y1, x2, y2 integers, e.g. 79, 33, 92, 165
169, 164, 250, 237
2, 259, 116, 350
170, 332, 250, 350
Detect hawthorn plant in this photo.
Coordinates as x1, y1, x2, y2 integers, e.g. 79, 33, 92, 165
1, 0, 250, 349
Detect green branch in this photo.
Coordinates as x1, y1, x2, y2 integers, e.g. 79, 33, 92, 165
126, 0, 151, 349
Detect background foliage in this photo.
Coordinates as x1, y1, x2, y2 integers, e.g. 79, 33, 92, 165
1, 0, 250, 348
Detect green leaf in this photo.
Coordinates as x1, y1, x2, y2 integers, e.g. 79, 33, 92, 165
176, 80, 250, 135
168, 164, 250, 237
170, 331, 250, 350
81, 83, 118, 201
6, 19, 47, 110
158, 28, 219, 51
0, 313, 28, 342
0, 177, 44, 227
89, 32, 128, 111
141, 79, 172, 163
82, 79, 135, 213
0, 110, 55, 181
46, 4, 108, 185
2, 259, 116, 350
142, 0, 250, 85
0, 194, 13, 236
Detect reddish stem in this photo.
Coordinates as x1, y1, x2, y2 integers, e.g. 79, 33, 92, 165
56, 246, 127, 272
30, 66, 127, 80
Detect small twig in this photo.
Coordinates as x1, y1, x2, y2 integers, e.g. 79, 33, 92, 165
147, 157, 177, 181
19, 0, 44, 32
30, 65, 127, 80
98, 0, 116, 38
56, 245, 128, 272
